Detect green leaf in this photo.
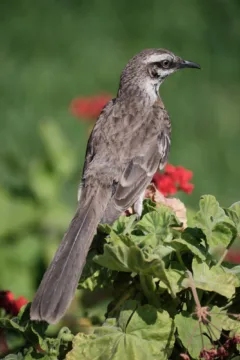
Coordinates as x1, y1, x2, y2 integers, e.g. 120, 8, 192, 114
4, 354, 24, 360
79, 267, 114, 291
0, 317, 26, 332
67, 301, 175, 360
158, 262, 185, 295
230, 201, 240, 215
139, 274, 160, 307
225, 201, 240, 234
135, 207, 178, 246
152, 244, 175, 259
175, 306, 238, 358
223, 264, 240, 285
98, 223, 112, 235
0, 304, 52, 354
109, 231, 135, 247
79, 242, 117, 291
112, 215, 138, 235
183, 258, 238, 298
94, 244, 146, 273
95, 244, 182, 297
204, 305, 239, 338
141, 198, 157, 216
175, 310, 212, 359
171, 234, 206, 261
94, 244, 170, 285
130, 233, 160, 248
194, 195, 237, 253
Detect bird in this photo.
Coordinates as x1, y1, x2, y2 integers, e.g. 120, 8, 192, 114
30, 48, 200, 324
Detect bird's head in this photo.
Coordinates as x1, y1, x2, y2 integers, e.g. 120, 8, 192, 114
119, 48, 200, 99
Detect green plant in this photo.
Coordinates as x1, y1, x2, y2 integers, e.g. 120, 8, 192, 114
1, 195, 240, 359
0, 120, 79, 299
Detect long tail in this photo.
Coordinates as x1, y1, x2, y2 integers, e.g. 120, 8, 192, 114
30, 185, 111, 324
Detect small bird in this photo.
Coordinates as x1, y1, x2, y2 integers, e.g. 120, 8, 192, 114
30, 48, 200, 324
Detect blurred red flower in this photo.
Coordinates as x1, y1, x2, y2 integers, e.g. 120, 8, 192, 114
0, 291, 28, 316
225, 250, 240, 264
152, 164, 194, 196
11, 296, 29, 316
70, 94, 112, 120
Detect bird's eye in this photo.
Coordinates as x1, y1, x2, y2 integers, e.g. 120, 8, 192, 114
161, 60, 171, 69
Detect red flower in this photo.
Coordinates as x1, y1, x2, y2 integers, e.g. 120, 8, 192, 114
232, 335, 240, 344
199, 349, 213, 360
217, 346, 228, 358
70, 94, 112, 120
0, 291, 28, 316
0, 291, 14, 313
11, 296, 28, 316
152, 164, 194, 197
164, 163, 176, 175
152, 173, 177, 196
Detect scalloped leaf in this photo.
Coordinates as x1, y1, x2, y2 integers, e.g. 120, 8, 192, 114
225, 201, 240, 234
95, 243, 184, 297
135, 206, 181, 246
194, 195, 237, 253
183, 258, 238, 298
112, 215, 138, 235
175, 311, 212, 359
67, 301, 175, 360
171, 237, 206, 260
176, 305, 240, 359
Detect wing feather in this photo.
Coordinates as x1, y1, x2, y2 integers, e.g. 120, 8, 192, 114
113, 140, 163, 209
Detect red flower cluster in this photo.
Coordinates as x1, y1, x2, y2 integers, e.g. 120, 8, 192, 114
199, 336, 240, 359
70, 94, 112, 120
0, 291, 28, 316
181, 336, 240, 360
152, 164, 194, 197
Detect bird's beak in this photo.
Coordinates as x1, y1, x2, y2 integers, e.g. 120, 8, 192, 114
179, 59, 201, 69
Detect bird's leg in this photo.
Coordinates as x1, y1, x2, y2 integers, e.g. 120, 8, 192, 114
133, 191, 145, 220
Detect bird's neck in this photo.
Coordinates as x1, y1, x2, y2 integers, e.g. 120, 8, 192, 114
117, 81, 162, 106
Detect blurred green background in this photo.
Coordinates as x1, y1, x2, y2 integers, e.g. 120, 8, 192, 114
0, 0, 240, 303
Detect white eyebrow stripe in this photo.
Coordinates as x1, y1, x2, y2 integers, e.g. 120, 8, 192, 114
143, 54, 173, 64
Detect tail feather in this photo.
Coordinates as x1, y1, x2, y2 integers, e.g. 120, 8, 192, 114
30, 186, 111, 324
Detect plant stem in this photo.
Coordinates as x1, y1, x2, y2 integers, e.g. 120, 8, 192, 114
186, 271, 201, 309
139, 274, 160, 307
216, 249, 228, 267
176, 251, 185, 268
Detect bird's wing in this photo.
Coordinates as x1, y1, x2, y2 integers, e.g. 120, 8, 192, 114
81, 98, 171, 212
112, 130, 170, 210
82, 99, 116, 177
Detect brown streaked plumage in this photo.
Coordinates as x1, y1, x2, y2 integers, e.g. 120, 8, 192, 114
30, 48, 200, 324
